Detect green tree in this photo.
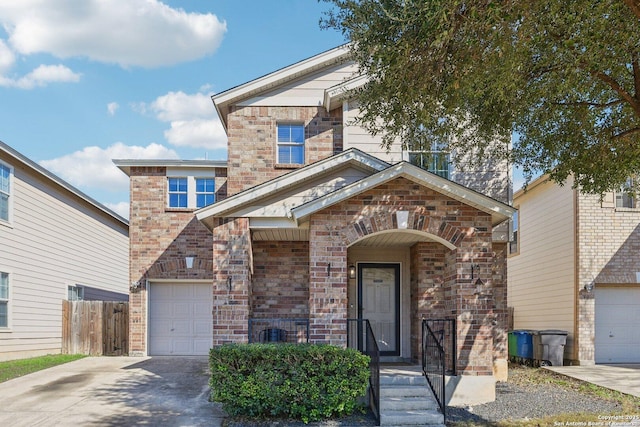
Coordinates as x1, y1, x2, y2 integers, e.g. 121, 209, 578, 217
322, 0, 640, 194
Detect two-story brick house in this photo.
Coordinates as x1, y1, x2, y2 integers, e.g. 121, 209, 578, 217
116, 45, 515, 402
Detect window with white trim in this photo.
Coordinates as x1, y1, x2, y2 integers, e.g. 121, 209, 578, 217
68, 285, 84, 301
168, 177, 188, 208
277, 123, 305, 165
0, 272, 9, 328
615, 177, 636, 208
0, 162, 12, 223
407, 140, 450, 179
166, 172, 216, 210
509, 210, 519, 255
195, 178, 215, 208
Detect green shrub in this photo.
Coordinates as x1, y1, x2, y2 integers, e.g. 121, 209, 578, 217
209, 343, 370, 423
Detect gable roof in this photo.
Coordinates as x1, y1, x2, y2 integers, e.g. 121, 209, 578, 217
213, 45, 352, 130
196, 148, 515, 231
0, 141, 128, 227
195, 148, 389, 229
292, 161, 515, 226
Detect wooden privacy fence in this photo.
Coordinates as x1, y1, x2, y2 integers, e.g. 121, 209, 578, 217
62, 300, 129, 356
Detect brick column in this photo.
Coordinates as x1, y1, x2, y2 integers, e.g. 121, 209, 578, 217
308, 217, 348, 346
212, 218, 251, 345
453, 224, 496, 376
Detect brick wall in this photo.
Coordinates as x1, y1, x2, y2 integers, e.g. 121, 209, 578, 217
251, 241, 310, 317
226, 105, 343, 195
575, 192, 640, 363
308, 176, 500, 374
128, 166, 222, 354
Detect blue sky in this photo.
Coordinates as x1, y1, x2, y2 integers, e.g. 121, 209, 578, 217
0, 0, 347, 218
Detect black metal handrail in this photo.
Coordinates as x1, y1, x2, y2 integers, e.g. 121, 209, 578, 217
347, 319, 380, 426
422, 319, 447, 423
247, 318, 309, 343
424, 318, 456, 375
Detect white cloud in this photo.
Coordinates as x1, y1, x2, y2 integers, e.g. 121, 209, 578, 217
0, 0, 227, 68
40, 142, 179, 192
107, 102, 119, 116
145, 91, 227, 150
9, 64, 81, 89
104, 201, 130, 220
0, 40, 15, 73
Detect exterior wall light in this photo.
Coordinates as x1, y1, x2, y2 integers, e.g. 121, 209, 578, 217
348, 264, 356, 279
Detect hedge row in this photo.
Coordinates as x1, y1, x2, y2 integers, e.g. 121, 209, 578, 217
209, 343, 370, 423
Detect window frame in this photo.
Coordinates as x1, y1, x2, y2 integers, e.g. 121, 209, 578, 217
508, 209, 520, 256
166, 169, 217, 210
67, 284, 84, 301
167, 177, 189, 209
0, 271, 10, 329
615, 177, 636, 209
406, 140, 451, 179
195, 177, 215, 208
0, 160, 14, 226
276, 122, 305, 166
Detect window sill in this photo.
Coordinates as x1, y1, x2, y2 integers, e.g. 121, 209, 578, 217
0, 219, 12, 229
165, 208, 196, 213
0, 328, 12, 333
275, 163, 304, 170
614, 207, 640, 212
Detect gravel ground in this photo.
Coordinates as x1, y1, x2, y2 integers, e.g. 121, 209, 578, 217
223, 366, 636, 426
448, 378, 624, 425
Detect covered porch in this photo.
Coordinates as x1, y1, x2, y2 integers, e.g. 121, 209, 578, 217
196, 149, 515, 381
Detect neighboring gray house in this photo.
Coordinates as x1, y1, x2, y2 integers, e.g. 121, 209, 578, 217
0, 141, 129, 361
508, 174, 640, 365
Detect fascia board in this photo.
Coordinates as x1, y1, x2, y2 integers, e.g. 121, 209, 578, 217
324, 75, 369, 111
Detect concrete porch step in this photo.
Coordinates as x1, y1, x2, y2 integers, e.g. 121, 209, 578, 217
380, 409, 444, 426
377, 365, 445, 426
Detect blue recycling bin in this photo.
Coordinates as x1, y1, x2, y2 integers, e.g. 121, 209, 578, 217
508, 330, 532, 364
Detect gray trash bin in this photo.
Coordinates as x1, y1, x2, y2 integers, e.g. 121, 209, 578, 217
532, 330, 567, 366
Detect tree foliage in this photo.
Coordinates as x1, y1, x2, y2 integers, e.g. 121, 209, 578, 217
322, 0, 640, 193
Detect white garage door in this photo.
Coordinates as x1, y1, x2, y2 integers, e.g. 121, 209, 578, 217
595, 287, 640, 363
149, 283, 213, 356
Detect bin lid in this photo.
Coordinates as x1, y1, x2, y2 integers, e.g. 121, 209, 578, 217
536, 329, 568, 335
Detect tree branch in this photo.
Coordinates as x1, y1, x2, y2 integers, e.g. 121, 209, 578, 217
586, 66, 640, 116
612, 127, 640, 140
552, 100, 624, 108
622, 0, 640, 20
633, 52, 640, 99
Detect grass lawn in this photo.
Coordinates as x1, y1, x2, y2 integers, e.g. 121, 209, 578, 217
0, 354, 86, 383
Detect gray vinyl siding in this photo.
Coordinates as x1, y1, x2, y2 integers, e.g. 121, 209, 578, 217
0, 155, 128, 361
238, 62, 359, 108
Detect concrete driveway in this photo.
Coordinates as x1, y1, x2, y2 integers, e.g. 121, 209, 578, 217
0, 356, 226, 427
547, 364, 640, 398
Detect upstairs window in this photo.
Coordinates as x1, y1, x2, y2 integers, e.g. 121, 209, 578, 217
196, 178, 215, 208
68, 285, 84, 301
277, 123, 305, 165
509, 210, 519, 255
1, 272, 9, 327
408, 140, 450, 179
167, 174, 216, 210
615, 177, 636, 208
0, 162, 12, 223
168, 177, 188, 208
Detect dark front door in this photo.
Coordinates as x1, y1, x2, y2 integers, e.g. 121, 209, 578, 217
358, 263, 401, 356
